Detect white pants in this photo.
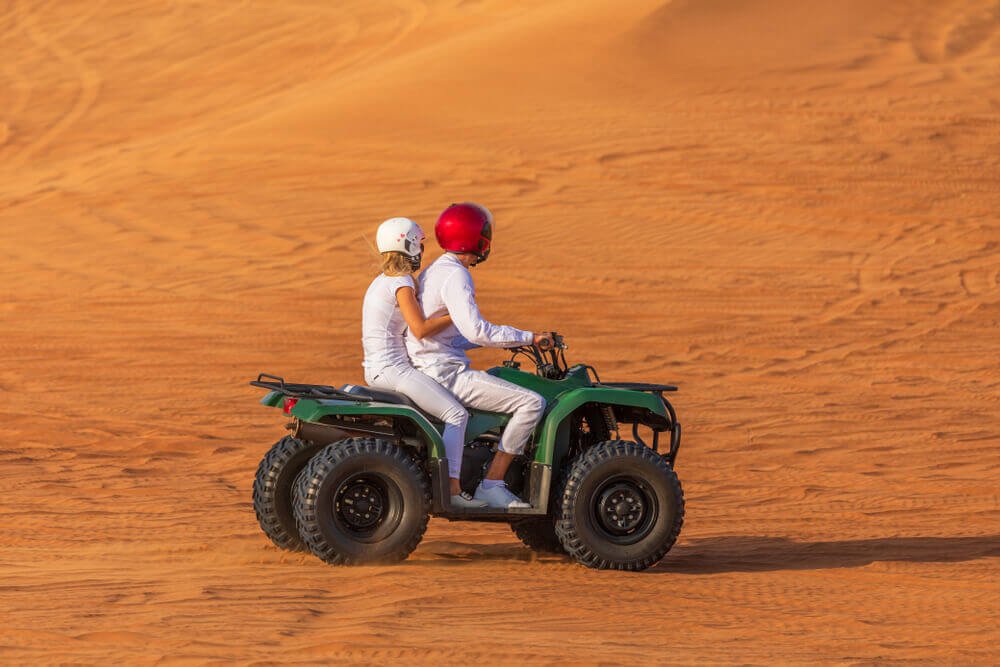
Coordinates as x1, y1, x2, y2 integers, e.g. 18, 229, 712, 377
440, 369, 546, 456
365, 364, 469, 479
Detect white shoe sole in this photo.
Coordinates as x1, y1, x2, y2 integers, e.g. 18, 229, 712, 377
450, 495, 488, 509
473, 488, 531, 509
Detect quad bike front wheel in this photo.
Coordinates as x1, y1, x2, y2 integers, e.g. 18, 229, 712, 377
509, 405, 614, 556
555, 440, 684, 571
293, 437, 431, 565
253, 436, 325, 552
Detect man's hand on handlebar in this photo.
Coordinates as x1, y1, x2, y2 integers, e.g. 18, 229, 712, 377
533, 332, 554, 350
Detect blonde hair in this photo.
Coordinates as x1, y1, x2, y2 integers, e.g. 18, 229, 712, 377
381, 251, 414, 276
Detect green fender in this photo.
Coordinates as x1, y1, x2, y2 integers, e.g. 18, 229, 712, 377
465, 410, 509, 441
533, 387, 668, 465
259, 392, 509, 458
287, 398, 447, 459
487, 365, 591, 402
260, 390, 283, 408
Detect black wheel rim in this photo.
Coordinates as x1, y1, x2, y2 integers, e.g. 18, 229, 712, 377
333, 473, 402, 542
591, 475, 658, 545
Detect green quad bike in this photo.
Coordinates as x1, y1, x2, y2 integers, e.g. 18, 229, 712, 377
249, 333, 684, 571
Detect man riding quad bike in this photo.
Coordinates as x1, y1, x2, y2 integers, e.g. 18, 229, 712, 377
250, 333, 684, 571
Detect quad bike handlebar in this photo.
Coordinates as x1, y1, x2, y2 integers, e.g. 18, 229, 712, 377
546, 332, 567, 351
506, 331, 575, 380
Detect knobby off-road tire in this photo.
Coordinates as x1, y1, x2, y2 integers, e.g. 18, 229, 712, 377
508, 405, 612, 555
511, 518, 564, 554
293, 437, 431, 565
253, 436, 325, 552
555, 440, 684, 571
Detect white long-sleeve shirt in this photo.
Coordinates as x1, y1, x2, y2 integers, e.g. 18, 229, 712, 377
406, 253, 533, 380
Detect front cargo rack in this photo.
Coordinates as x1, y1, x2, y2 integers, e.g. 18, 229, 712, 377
598, 381, 681, 465
598, 382, 677, 393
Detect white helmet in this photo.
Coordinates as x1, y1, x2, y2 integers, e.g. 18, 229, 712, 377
376, 217, 425, 269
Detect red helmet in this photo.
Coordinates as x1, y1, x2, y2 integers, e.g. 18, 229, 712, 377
434, 202, 493, 264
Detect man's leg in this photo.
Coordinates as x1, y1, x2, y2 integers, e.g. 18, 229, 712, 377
484, 451, 517, 481
443, 369, 546, 507
370, 366, 482, 506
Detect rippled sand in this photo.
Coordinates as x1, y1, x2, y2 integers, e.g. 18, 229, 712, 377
1, 0, 998, 663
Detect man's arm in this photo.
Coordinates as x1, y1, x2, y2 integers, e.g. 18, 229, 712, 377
452, 334, 481, 351
440, 268, 533, 348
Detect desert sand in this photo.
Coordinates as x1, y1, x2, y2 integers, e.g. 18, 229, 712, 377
1, 0, 999, 663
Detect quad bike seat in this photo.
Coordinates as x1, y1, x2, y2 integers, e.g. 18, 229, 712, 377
339, 384, 422, 411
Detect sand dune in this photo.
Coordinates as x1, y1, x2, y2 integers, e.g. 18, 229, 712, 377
1, 0, 998, 663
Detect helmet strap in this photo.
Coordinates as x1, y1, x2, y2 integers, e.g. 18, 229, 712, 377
448, 251, 480, 268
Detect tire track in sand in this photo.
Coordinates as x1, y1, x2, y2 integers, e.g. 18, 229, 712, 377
9, 0, 101, 168
911, 0, 1000, 63
0, 1, 35, 158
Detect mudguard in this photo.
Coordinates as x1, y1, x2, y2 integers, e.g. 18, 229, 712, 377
260, 390, 284, 408
287, 398, 447, 459
533, 386, 671, 465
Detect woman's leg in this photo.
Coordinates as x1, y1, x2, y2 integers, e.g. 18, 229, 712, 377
367, 365, 469, 487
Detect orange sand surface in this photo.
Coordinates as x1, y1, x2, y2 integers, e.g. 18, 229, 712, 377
2, 0, 999, 663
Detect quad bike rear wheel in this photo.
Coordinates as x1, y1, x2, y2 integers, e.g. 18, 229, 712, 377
511, 518, 564, 554
253, 436, 324, 552
555, 440, 684, 571
293, 437, 431, 565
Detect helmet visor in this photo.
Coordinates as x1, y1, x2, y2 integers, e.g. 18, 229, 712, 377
476, 214, 492, 263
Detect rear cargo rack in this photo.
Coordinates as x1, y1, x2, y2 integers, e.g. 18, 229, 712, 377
249, 373, 368, 402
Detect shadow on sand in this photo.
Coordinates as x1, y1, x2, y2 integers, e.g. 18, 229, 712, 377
651, 535, 1000, 574
415, 535, 1000, 572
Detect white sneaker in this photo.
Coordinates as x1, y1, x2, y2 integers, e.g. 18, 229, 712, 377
450, 491, 488, 509
474, 482, 531, 509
